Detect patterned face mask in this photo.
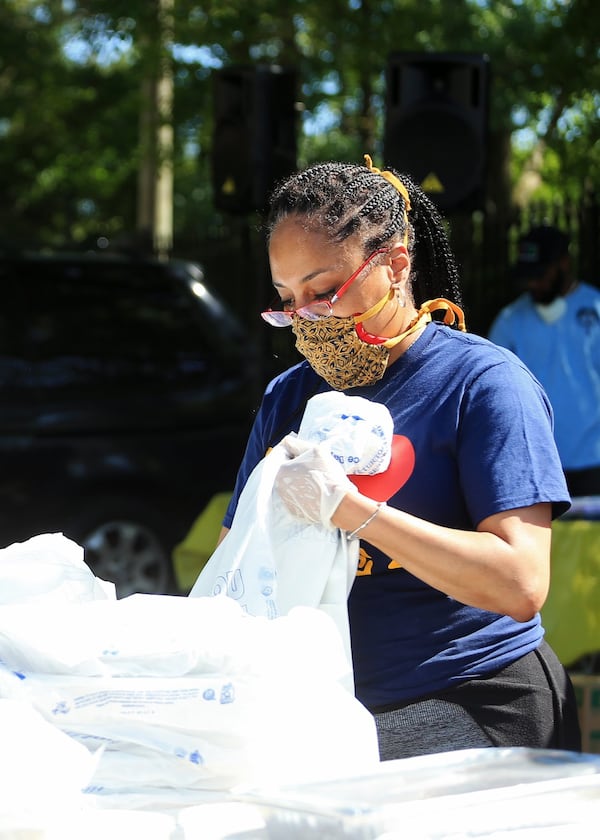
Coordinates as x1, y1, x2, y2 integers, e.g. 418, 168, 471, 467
292, 297, 466, 391
292, 314, 390, 390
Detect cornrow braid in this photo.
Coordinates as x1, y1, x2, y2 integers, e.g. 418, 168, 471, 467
267, 159, 463, 312
395, 170, 463, 309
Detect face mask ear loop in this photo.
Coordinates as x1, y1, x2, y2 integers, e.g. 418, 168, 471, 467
357, 297, 467, 349
364, 154, 411, 248
353, 289, 395, 325
356, 310, 433, 347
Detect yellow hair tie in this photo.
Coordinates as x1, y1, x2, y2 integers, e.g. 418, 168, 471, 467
364, 154, 411, 212
364, 153, 411, 248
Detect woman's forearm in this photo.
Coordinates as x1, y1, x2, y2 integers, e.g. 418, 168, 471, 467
332, 493, 551, 621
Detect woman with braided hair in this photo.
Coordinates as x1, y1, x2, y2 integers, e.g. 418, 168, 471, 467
220, 156, 581, 758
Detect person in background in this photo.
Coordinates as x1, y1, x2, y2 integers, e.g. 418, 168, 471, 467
489, 225, 600, 497
219, 157, 581, 759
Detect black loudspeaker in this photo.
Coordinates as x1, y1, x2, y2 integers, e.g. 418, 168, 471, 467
384, 52, 489, 212
212, 65, 298, 215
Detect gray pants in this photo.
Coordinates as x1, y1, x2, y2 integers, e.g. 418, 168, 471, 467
373, 642, 581, 761
375, 699, 493, 761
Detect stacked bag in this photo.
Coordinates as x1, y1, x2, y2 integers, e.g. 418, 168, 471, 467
0, 533, 379, 821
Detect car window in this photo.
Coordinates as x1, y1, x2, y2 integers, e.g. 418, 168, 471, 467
0, 258, 221, 390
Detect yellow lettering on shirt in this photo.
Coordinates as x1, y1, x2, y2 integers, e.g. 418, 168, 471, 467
356, 546, 403, 576
356, 546, 374, 576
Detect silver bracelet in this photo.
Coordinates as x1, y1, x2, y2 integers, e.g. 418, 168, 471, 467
346, 502, 386, 541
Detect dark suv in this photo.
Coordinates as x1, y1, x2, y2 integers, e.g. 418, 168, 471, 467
0, 250, 258, 596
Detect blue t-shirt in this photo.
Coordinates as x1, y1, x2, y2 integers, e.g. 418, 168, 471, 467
488, 283, 600, 470
224, 323, 570, 710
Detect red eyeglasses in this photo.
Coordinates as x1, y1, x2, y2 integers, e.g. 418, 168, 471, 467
261, 247, 389, 327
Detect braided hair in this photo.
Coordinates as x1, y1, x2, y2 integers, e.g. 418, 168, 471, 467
267, 160, 463, 310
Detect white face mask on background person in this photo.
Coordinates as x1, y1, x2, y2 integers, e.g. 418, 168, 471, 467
534, 297, 567, 324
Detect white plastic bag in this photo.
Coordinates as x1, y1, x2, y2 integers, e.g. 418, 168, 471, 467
0, 594, 350, 681
189, 443, 358, 670
0, 598, 379, 792
0, 532, 115, 604
0, 698, 98, 817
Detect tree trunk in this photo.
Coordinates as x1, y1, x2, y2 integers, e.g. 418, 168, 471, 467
136, 0, 174, 259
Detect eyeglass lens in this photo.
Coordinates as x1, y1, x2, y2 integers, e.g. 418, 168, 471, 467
261, 246, 388, 327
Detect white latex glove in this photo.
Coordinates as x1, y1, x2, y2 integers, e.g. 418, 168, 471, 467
274, 434, 358, 527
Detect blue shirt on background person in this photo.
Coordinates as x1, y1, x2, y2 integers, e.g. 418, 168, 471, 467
489, 224, 600, 496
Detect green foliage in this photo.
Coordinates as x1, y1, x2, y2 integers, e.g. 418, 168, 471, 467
0, 0, 598, 248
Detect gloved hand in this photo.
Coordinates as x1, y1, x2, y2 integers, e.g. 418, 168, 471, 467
274, 434, 358, 527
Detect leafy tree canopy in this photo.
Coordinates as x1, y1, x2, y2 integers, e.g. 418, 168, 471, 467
0, 0, 598, 248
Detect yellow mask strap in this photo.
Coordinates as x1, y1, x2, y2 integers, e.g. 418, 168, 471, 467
381, 310, 432, 349
353, 288, 395, 325
374, 297, 466, 350
364, 153, 411, 248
